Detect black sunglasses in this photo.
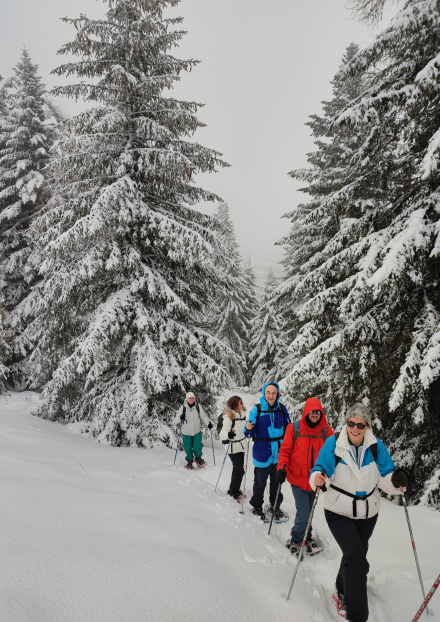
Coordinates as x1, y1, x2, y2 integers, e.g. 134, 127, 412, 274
347, 421, 367, 430
308, 410, 321, 416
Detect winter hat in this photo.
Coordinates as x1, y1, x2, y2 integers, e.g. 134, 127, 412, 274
346, 403, 372, 427
186, 392, 195, 399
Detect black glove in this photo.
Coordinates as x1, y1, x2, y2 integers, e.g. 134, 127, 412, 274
391, 468, 409, 489
228, 430, 236, 440
275, 469, 287, 484
222, 440, 229, 445
180, 413, 186, 422
207, 422, 213, 430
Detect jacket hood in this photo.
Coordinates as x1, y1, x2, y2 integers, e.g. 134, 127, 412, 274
302, 398, 327, 425
260, 382, 281, 410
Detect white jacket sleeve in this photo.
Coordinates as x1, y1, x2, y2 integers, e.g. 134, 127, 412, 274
377, 472, 404, 496
199, 404, 210, 427
219, 415, 233, 442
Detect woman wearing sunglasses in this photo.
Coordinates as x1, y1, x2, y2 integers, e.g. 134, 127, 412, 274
311, 403, 408, 622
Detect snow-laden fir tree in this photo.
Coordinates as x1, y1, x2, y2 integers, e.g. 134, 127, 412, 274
0, 50, 53, 386
28, 0, 236, 446
278, 8, 440, 504
0, 300, 7, 393
210, 202, 252, 385
249, 269, 284, 391
242, 254, 259, 384
275, 42, 369, 402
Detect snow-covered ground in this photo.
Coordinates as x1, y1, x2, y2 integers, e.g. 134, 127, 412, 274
1, 392, 439, 622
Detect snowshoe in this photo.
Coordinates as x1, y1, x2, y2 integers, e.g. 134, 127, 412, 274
264, 504, 289, 523
186, 461, 194, 470
332, 591, 347, 618
251, 507, 268, 521
194, 457, 207, 468
306, 538, 324, 556
285, 538, 303, 559
227, 490, 247, 502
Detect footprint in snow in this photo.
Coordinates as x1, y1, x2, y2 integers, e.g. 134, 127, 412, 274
195, 493, 208, 499
240, 541, 256, 564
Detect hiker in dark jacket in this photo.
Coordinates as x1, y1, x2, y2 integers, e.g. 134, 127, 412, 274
219, 395, 247, 501
277, 397, 334, 557
244, 382, 291, 521
311, 403, 408, 622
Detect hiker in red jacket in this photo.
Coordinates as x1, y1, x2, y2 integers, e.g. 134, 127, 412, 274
276, 397, 334, 556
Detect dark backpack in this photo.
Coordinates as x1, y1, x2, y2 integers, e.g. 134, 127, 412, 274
217, 413, 236, 435
253, 402, 288, 443
293, 419, 328, 444
334, 431, 378, 467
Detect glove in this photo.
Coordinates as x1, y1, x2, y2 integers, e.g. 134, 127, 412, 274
222, 440, 229, 445
207, 422, 213, 430
391, 468, 409, 489
228, 430, 236, 440
275, 469, 286, 484
180, 413, 186, 422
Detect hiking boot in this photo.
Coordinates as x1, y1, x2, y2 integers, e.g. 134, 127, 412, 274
251, 506, 267, 520
186, 461, 194, 470
270, 506, 287, 521
332, 591, 347, 618
194, 456, 206, 468
285, 538, 302, 558
306, 539, 324, 555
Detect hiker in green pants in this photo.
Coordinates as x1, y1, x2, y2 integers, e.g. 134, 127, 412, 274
174, 392, 213, 469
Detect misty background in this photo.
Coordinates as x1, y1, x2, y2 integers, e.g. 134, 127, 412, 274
0, 0, 392, 280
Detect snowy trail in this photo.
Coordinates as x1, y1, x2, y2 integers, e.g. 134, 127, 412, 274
1, 392, 439, 622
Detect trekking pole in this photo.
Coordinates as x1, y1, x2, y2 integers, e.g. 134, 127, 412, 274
268, 465, 286, 535
173, 420, 184, 466
401, 487, 429, 616
239, 438, 251, 515
411, 573, 440, 622
210, 428, 216, 466
286, 469, 327, 601
214, 441, 231, 492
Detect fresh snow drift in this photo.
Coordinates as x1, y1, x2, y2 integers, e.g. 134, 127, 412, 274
1, 392, 440, 622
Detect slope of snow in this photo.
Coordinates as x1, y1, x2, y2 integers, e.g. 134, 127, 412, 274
1, 392, 439, 622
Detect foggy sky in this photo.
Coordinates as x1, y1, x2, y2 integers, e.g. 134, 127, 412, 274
0, 0, 393, 275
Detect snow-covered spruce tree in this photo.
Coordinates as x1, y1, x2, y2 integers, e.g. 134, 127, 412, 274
210, 202, 252, 385
242, 254, 259, 384
0, 50, 53, 386
279, 7, 440, 504
0, 300, 7, 393
249, 269, 284, 391
275, 42, 368, 403
28, 0, 236, 447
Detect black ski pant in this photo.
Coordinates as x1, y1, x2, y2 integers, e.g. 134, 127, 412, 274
325, 509, 378, 622
250, 463, 283, 509
228, 452, 245, 493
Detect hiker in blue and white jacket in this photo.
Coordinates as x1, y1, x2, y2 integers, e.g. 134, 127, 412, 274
310, 403, 409, 622
244, 383, 291, 521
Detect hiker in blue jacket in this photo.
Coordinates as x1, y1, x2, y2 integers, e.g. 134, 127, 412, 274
310, 403, 408, 622
244, 382, 291, 520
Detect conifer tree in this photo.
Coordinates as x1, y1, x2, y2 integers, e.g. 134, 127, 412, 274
276, 43, 368, 384
28, 0, 234, 446
211, 202, 251, 385
249, 269, 283, 391
0, 50, 53, 385
279, 8, 440, 503
242, 255, 259, 384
